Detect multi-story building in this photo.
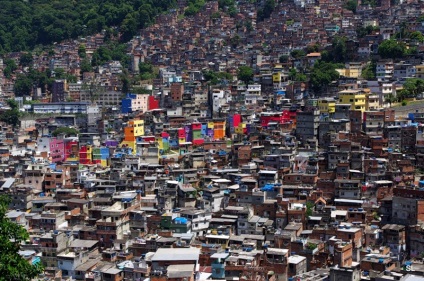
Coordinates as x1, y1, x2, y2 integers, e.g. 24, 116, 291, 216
121, 119, 145, 153
296, 110, 320, 144
376, 60, 394, 81
318, 98, 336, 114
338, 89, 367, 112
52, 80, 67, 102
39, 231, 69, 268
32, 102, 91, 114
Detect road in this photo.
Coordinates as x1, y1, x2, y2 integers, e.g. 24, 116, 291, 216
392, 100, 424, 117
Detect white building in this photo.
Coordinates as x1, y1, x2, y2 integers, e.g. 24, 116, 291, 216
376, 60, 394, 81
32, 102, 91, 114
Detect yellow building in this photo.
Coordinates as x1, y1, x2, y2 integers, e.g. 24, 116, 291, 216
235, 122, 246, 134
273, 72, 282, 83
121, 119, 145, 153
318, 98, 336, 114
416, 65, 424, 79
336, 67, 361, 78
338, 89, 368, 112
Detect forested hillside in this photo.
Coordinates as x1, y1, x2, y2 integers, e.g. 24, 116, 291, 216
0, 0, 177, 53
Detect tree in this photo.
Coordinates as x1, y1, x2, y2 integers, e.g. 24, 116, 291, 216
385, 93, 396, 107
331, 36, 347, 63
288, 68, 307, 82
310, 61, 340, 93
139, 61, 153, 75
53, 68, 66, 79
344, 0, 357, 13
80, 58, 93, 74
357, 25, 376, 38
52, 127, 79, 137
203, 70, 233, 85
0, 195, 43, 280
362, 61, 376, 80
257, 0, 275, 21
0, 0, 177, 52
14, 74, 33, 97
378, 39, 406, 59
120, 71, 131, 94
401, 78, 424, 98
78, 44, 86, 58
279, 55, 289, 63
0, 108, 20, 127
237, 66, 254, 85
19, 52, 33, 67
409, 31, 424, 43
290, 49, 306, 59
229, 34, 240, 48
305, 44, 320, 54
3, 58, 17, 78
306, 202, 314, 217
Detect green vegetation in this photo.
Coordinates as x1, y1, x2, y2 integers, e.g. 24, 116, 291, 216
385, 93, 397, 107
305, 201, 314, 217
185, 0, 206, 16
52, 127, 79, 137
19, 52, 33, 67
91, 42, 130, 68
3, 58, 17, 78
357, 25, 379, 38
344, 0, 357, 13
410, 31, 424, 42
203, 70, 233, 85
289, 68, 307, 82
310, 61, 340, 93
218, 0, 237, 17
78, 44, 87, 58
396, 78, 424, 101
290, 49, 306, 59
14, 75, 33, 97
331, 36, 347, 63
237, 66, 254, 85
0, 195, 43, 279
361, 0, 377, 7
362, 61, 376, 80
378, 39, 407, 59
305, 44, 320, 54
307, 242, 317, 250
138, 61, 155, 80
0, 0, 177, 53
257, 0, 275, 22
279, 55, 289, 63
80, 58, 93, 73
0, 100, 21, 128
229, 34, 241, 48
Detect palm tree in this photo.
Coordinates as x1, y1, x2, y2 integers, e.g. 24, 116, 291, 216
385, 93, 397, 108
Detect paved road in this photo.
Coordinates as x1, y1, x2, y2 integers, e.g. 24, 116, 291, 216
393, 101, 424, 117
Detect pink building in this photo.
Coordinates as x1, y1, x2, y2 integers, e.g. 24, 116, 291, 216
50, 138, 65, 163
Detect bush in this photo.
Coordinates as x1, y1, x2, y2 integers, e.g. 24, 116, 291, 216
401, 100, 408, 106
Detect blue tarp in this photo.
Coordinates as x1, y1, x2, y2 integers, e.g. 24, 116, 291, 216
419, 180, 424, 186
261, 184, 274, 191
174, 217, 188, 224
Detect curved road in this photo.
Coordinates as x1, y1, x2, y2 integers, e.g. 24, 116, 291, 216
393, 101, 424, 117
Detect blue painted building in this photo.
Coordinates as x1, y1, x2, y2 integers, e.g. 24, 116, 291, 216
121, 94, 136, 114
211, 253, 229, 279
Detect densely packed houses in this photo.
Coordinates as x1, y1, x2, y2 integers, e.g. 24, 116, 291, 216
3, 0, 424, 281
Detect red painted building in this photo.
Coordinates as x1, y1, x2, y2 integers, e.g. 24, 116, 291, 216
148, 95, 160, 110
